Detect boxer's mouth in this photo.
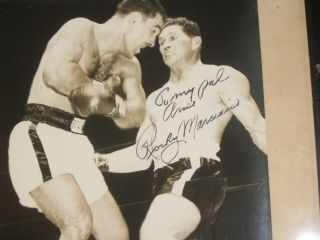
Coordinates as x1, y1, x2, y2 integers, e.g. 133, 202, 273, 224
164, 52, 175, 58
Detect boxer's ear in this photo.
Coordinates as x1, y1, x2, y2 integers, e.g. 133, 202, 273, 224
127, 12, 143, 26
192, 36, 202, 50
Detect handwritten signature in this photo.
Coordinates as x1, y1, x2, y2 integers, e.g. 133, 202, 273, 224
178, 99, 240, 139
135, 122, 186, 164
198, 67, 230, 99
154, 68, 230, 122
136, 99, 240, 164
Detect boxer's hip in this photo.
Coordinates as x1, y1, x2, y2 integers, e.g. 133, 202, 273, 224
10, 104, 94, 178
153, 157, 227, 197
8, 105, 107, 209
153, 141, 221, 170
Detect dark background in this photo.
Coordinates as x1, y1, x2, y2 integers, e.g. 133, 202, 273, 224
305, 0, 320, 193
0, 0, 271, 239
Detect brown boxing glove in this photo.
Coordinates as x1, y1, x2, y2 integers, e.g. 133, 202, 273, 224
69, 76, 119, 117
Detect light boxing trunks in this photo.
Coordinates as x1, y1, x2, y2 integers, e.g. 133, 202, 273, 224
153, 157, 227, 239
8, 104, 108, 210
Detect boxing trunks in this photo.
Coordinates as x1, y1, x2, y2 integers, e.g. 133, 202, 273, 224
8, 104, 108, 210
153, 157, 227, 239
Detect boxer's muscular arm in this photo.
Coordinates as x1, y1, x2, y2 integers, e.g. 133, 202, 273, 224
113, 57, 146, 128
135, 94, 156, 160
136, 94, 155, 141
219, 66, 267, 154
42, 18, 93, 96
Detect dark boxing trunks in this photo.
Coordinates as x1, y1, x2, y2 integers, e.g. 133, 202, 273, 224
23, 104, 86, 182
153, 157, 227, 239
104, 162, 154, 205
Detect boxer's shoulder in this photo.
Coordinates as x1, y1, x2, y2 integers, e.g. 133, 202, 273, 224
146, 85, 168, 106
215, 65, 245, 78
204, 64, 233, 76
63, 17, 93, 28
116, 55, 141, 80
47, 18, 93, 47
49, 18, 94, 48
212, 65, 250, 94
57, 18, 94, 36
114, 55, 140, 71
148, 84, 168, 98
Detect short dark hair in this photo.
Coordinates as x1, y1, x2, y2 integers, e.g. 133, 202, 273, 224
116, 0, 167, 20
162, 17, 201, 38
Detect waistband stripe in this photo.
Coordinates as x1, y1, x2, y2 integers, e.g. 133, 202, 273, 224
28, 123, 52, 182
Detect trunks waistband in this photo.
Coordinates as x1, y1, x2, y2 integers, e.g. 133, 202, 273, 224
160, 157, 221, 172
22, 104, 85, 134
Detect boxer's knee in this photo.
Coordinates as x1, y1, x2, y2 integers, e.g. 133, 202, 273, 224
140, 194, 201, 240
140, 207, 171, 240
140, 224, 173, 240
111, 227, 129, 240
140, 223, 187, 240
60, 210, 93, 240
94, 225, 129, 240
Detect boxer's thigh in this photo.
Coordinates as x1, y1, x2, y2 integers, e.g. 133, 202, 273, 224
183, 171, 227, 225
90, 192, 129, 240
36, 123, 108, 205
30, 173, 92, 230
141, 193, 201, 240
8, 121, 46, 208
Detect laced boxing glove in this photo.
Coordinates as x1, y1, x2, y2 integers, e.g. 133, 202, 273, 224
69, 74, 121, 117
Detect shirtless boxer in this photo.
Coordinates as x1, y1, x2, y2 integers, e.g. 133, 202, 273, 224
136, 17, 267, 239
8, 1, 166, 239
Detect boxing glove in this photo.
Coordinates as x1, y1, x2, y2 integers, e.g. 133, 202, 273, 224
70, 75, 121, 117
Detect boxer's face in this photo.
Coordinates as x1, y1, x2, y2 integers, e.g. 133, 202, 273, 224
159, 25, 196, 67
125, 13, 163, 56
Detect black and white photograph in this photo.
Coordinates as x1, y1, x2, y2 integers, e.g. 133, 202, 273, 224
1, 0, 272, 239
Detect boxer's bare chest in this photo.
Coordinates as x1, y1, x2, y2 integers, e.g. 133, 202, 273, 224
148, 66, 234, 143
151, 67, 230, 120
78, 30, 131, 80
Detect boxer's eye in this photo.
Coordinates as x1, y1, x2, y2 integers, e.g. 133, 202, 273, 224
151, 28, 160, 36
169, 35, 177, 41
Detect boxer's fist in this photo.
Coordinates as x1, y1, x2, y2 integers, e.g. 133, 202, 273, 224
70, 77, 118, 117
94, 153, 109, 171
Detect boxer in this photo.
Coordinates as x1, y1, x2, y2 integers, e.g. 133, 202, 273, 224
8, 1, 166, 239
137, 17, 267, 239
